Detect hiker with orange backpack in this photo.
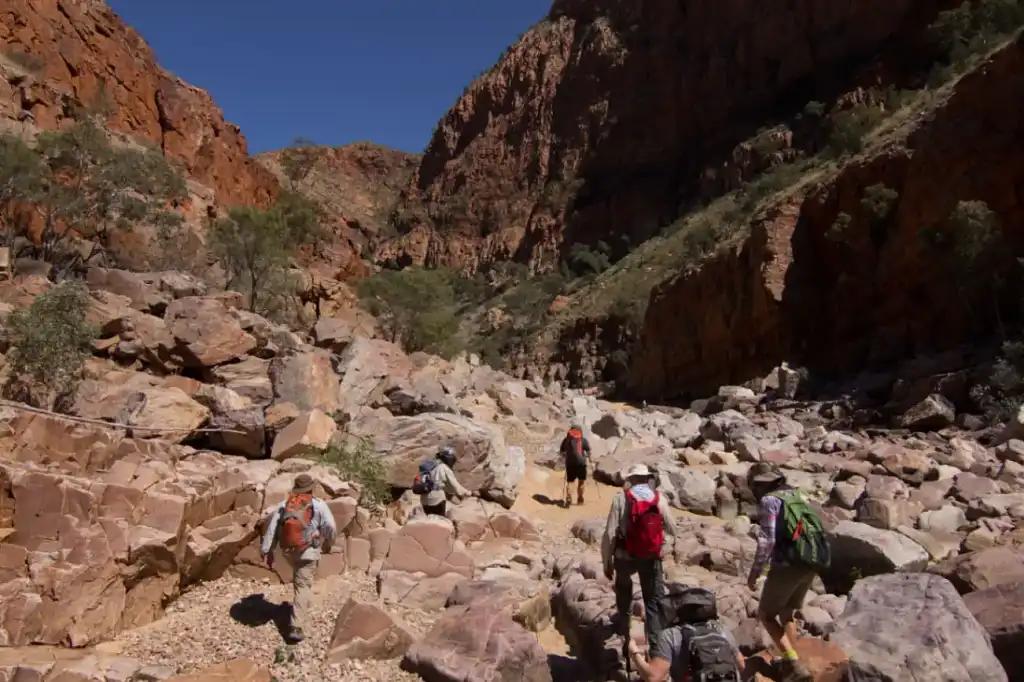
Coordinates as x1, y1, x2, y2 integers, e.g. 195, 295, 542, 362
601, 463, 676, 660
745, 462, 831, 682
259, 473, 338, 644
560, 420, 592, 507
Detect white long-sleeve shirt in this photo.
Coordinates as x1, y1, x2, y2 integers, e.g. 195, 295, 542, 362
260, 496, 337, 562
420, 461, 472, 507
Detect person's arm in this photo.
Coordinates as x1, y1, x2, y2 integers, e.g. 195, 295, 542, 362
442, 464, 472, 498
747, 495, 782, 588
601, 493, 623, 575
724, 630, 746, 670
658, 495, 676, 539
582, 437, 592, 457
628, 635, 671, 682
316, 499, 338, 550
260, 503, 283, 556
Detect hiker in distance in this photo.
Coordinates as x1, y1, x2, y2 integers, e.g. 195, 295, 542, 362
746, 462, 831, 682
627, 586, 746, 682
412, 444, 475, 517
602, 463, 677, 658
260, 473, 338, 644
560, 420, 592, 507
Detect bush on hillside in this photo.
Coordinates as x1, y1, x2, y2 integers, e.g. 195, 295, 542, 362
929, 0, 1024, 65
317, 438, 391, 508
970, 340, 1024, 423
860, 184, 899, 223
4, 281, 95, 410
825, 105, 883, 157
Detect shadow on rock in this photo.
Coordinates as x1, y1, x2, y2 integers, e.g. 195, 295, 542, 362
229, 593, 292, 641
532, 493, 565, 507
548, 653, 589, 682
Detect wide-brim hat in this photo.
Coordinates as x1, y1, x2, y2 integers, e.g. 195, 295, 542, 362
293, 473, 315, 493
625, 463, 652, 479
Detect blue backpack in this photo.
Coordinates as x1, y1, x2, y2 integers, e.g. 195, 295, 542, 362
412, 459, 440, 494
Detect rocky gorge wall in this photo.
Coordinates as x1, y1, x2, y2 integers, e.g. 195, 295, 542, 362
626, 34, 1024, 402
0, 0, 278, 208
376, 0, 941, 273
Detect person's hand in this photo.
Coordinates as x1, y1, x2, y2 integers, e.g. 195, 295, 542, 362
262, 552, 274, 569
627, 638, 641, 656
746, 575, 758, 591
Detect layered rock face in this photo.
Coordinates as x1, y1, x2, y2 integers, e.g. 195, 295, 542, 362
627, 34, 1024, 401
376, 0, 937, 272
0, 0, 277, 208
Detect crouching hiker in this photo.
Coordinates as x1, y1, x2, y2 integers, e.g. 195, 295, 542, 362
260, 473, 338, 643
746, 462, 831, 682
412, 444, 473, 517
627, 586, 745, 682
602, 463, 676, 660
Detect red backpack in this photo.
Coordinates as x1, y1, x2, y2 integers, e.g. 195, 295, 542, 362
279, 492, 316, 552
565, 428, 586, 467
623, 489, 665, 559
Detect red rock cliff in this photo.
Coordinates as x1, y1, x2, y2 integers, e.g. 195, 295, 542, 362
0, 0, 277, 208
625, 35, 1024, 401
377, 0, 940, 272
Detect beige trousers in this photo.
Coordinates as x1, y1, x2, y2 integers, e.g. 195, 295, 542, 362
287, 555, 318, 632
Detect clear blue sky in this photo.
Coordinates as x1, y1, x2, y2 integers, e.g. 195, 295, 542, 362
106, 0, 551, 155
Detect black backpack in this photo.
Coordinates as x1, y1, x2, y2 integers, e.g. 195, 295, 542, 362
682, 622, 741, 682
660, 587, 718, 627
412, 459, 439, 494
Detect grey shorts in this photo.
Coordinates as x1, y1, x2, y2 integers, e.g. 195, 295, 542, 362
758, 563, 816, 620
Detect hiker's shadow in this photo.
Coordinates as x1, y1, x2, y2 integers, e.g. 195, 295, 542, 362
532, 493, 565, 507
229, 593, 291, 640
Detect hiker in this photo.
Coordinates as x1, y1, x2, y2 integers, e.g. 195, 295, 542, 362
560, 420, 592, 506
602, 463, 676, 658
259, 473, 338, 643
411, 444, 473, 517
745, 462, 831, 682
627, 586, 745, 682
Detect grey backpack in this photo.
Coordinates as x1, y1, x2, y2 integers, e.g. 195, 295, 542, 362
682, 622, 740, 682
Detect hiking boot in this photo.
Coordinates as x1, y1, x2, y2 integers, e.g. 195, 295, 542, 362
564, 496, 572, 508
577, 493, 584, 505
286, 627, 305, 644
776, 658, 813, 682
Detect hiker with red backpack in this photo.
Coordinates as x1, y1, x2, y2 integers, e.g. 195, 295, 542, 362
745, 462, 831, 682
412, 445, 474, 517
601, 463, 676, 660
259, 473, 338, 644
559, 420, 592, 507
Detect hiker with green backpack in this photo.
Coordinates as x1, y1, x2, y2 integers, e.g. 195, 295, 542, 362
745, 462, 831, 682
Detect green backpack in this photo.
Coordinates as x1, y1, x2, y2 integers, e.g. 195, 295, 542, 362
767, 489, 831, 571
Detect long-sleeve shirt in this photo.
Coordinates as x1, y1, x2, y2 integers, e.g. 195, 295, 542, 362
747, 493, 785, 583
601, 484, 676, 566
260, 496, 337, 562
421, 461, 471, 507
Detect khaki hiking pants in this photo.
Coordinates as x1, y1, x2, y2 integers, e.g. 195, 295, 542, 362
286, 554, 317, 633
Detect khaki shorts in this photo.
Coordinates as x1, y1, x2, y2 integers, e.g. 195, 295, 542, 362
758, 563, 816, 620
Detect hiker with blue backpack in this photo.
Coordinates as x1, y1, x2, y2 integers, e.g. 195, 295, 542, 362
745, 462, 831, 682
602, 463, 677, 663
412, 445, 474, 517
627, 586, 746, 681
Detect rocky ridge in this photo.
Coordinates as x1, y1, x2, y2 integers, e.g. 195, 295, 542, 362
1, 264, 1024, 682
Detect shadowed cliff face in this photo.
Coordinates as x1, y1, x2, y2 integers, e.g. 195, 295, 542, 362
625, 35, 1024, 401
376, 0, 939, 273
0, 0, 277, 208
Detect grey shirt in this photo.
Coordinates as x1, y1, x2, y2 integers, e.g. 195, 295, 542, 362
260, 496, 337, 562
655, 621, 740, 681
420, 461, 471, 507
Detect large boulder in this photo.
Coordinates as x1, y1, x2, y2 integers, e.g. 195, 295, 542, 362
347, 412, 524, 507
830, 573, 1007, 682
401, 601, 552, 682
964, 580, 1024, 681
268, 348, 341, 413
326, 597, 415, 661
163, 297, 257, 368
824, 521, 929, 592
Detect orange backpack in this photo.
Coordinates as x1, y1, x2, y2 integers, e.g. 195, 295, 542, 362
279, 492, 315, 552
565, 428, 586, 467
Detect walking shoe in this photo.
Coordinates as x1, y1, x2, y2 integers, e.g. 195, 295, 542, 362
286, 627, 305, 644
577, 492, 585, 505
776, 658, 813, 682
564, 496, 572, 508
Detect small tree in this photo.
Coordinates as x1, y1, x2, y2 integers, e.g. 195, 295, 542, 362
357, 267, 462, 354
860, 184, 899, 223
0, 133, 45, 248
277, 137, 320, 191
208, 200, 320, 313
318, 438, 391, 508
31, 118, 187, 271
4, 281, 95, 410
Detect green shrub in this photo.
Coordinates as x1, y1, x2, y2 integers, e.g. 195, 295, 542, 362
318, 438, 391, 508
4, 281, 96, 410
826, 212, 853, 242
928, 0, 1024, 65
825, 105, 883, 157
860, 184, 899, 222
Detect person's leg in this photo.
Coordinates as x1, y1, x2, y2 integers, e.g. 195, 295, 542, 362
290, 558, 317, 640
577, 466, 587, 504
423, 501, 447, 517
779, 567, 816, 648
613, 557, 636, 631
565, 467, 579, 506
757, 565, 813, 681
638, 559, 666, 657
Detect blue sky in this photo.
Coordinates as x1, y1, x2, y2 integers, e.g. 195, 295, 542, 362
107, 0, 551, 155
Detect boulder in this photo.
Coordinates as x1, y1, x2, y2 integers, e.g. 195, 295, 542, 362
165, 660, 270, 682
401, 601, 552, 682
446, 572, 552, 632
268, 349, 340, 413
381, 517, 474, 578
269, 409, 336, 461
72, 379, 209, 444
831, 572, 1007, 682
378, 570, 466, 610
311, 313, 375, 354
824, 521, 929, 591
899, 393, 956, 431
963, 580, 1024, 680
163, 297, 257, 368
326, 597, 415, 661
